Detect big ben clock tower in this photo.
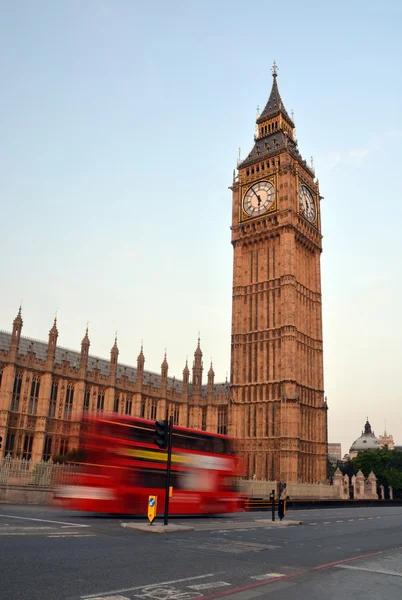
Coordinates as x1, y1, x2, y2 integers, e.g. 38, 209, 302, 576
230, 63, 327, 484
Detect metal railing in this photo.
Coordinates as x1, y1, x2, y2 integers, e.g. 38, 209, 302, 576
0, 455, 82, 487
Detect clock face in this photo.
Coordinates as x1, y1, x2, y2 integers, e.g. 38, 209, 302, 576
298, 185, 316, 223
243, 181, 275, 217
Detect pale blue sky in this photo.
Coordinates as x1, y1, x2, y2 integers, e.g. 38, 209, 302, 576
1, 1, 401, 454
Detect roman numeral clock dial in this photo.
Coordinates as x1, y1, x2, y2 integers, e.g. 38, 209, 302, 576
243, 181, 275, 217
298, 184, 317, 223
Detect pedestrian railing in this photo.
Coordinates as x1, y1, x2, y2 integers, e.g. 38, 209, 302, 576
0, 455, 82, 488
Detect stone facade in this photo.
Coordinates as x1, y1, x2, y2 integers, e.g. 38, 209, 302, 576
0, 310, 230, 461
0, 64, 328, 484
229, 65, 327, 483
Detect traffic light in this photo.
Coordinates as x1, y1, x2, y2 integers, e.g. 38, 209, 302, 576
154, 420, 169, 449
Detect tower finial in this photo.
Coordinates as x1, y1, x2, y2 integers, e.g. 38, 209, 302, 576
271, 60, 278, 78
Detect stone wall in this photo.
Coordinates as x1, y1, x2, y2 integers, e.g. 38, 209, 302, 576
0, 484, 54, 505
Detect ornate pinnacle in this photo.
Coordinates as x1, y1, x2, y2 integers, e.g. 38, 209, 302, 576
271, 60, 278, 78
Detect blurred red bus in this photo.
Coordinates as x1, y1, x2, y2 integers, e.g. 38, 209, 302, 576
54, 413, 245, 515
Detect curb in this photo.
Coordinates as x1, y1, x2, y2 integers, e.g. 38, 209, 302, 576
121, 523, 194, 534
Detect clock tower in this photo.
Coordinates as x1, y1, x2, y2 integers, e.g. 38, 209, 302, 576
230, 63, 327, 484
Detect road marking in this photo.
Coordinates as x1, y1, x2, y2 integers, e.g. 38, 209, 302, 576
376, 517, 382, 519
323, 521, 331, 524
250, 573, 284, 580
336, 564, 402, 578
358, 518, 364, 521
348, 519, 354, 522
188, 582, 230, 590
0, 514, 89, 527
90, 597, 129, 600
48, 534, 96, 538
310, 523, 317, 525
81, 574, 214, 599
336, 520, 343, 523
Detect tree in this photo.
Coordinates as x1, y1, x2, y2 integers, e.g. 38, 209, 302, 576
341, 448, 402, 498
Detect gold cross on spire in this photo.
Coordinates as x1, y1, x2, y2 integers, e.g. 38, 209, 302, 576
271, 60, 278, 77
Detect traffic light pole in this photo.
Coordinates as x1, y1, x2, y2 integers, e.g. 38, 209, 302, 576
163, 415, 173, 526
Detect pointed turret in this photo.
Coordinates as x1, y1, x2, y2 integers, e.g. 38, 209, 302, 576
192, 337, 203, 395
183, 359, 189, 386
110, 334, 119, 379
257, 61, 293, 125
79, 326, 90, 372
207, 361, 214, 397
137, 342, 145, 381
161, 351, 168, 380
46, 315, 58, 367
9, 307, 23, 360
238, 62, 306, 171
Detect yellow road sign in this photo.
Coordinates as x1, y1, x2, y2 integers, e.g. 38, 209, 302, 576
148, 495, 157, 524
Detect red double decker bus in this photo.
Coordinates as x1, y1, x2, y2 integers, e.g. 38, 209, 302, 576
55, 413, 245, 515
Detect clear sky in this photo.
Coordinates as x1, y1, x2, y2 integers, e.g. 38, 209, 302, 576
1, 1, 401, 455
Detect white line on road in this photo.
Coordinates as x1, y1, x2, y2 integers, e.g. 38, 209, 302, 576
250, 573, 284, 580
323, 521, 331, 524
81, 574, 214, 599
336, 520, 343, 523
48, 534, 96, 538
336, 564, 402, 578
188, 582, 230, 590
0, 513, 89, 527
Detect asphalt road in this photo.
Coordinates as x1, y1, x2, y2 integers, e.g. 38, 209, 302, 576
0, 504, 402, 600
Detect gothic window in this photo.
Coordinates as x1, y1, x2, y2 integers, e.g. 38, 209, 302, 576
83, 387, 90, 412
125, 396, 132, 415
0, 366, 3, 390
150, 400, 157, 420
5, 431, 15, 456
22, 434, 33, 460
28, 376, 40, 415
173, 405, 179, 426
196, 375, 199, 385
97, 390, 105, 412
217, 408, 227, 435
201, 407, 207, 431
140, 400, 146, 418
253, 405, 257, 437
113, 394, 119, 413
64, 384, 74, 420
48, 380, 58, 418
43, 436, 52, 461
59, 438, 68, 456
11, 372, 23, 412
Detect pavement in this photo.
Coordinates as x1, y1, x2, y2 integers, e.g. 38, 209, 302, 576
0, 504, 401, 599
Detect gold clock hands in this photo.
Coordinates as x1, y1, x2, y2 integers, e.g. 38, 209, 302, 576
251, 187, 262, 206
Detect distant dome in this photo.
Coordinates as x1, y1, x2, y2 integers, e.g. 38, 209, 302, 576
350, 419, 380, 453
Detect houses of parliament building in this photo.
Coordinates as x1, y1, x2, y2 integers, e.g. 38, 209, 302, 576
0, 64, 328, 483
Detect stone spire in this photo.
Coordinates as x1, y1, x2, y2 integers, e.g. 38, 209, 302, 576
110, 333, 119, 379
9, 307, 23, 360
161, 350, 168, 380
207, 361, 215, 396
192, 336, 203, 395
79, 325, 90, 372
46, 315, 59, 367
183, 358, 190, 386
